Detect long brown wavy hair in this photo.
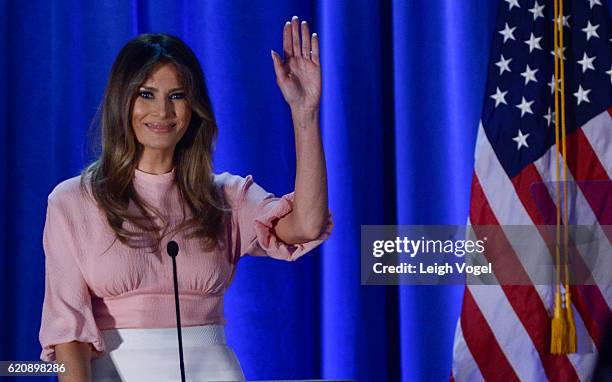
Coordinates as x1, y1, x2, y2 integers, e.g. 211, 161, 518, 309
82, 33, 225, 250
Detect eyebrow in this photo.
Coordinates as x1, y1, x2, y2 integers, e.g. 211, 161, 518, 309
140, 85, 186, 92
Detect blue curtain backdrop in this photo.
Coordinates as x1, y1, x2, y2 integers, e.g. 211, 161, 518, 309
0, 1, 505, 381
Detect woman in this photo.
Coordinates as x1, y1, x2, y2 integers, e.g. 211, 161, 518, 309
39, 16, 330, 381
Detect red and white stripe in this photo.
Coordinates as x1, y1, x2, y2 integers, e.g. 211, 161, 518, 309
452, 109, 611, 381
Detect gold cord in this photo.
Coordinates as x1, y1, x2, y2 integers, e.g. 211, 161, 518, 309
550, 0, 576, 354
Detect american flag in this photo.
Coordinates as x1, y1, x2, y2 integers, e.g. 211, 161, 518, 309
452, 0, 611, 381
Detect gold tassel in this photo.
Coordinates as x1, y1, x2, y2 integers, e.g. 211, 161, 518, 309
564, 288, 577, 353
550, 285, 566, 354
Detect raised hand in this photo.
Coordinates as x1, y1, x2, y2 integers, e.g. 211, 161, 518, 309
271, 16, 321, 112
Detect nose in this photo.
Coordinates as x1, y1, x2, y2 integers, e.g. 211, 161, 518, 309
154, 97, 175, 119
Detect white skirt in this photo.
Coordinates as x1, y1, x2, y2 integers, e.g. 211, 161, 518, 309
91, 325, 245, 382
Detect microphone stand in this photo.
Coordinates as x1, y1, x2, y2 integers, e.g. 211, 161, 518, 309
167, 240, 186, 382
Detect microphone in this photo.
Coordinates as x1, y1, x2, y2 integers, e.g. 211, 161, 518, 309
167, 240, 186, 382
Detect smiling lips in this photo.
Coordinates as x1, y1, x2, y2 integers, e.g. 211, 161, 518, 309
145, 122, 176, 133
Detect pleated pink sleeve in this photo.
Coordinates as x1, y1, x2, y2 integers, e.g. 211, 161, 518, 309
39, 198, 105, 362
220, 173, 332, 261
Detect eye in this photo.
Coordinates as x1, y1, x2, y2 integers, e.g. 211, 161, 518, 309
138, 91, 154, 99
170, 92, 186, 100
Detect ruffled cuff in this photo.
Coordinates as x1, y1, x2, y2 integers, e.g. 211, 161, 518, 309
253, 193, 333, 261
40, 336, 106, 362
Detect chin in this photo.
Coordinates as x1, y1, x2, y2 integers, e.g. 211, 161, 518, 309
136, 133, 183, 150
142, 141, 178, 151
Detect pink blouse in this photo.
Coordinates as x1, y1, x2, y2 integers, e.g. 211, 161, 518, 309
39, 169, 332, 362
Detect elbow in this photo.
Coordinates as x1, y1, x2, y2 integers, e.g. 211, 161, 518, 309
299, 219, 326, 241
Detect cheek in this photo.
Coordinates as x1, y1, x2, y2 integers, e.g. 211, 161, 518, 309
131, 100, 148, 127
178, 104, 192, 127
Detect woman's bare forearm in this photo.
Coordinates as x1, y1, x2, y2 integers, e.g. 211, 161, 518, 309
54, 341, 92, 382
275, 107, 328, 243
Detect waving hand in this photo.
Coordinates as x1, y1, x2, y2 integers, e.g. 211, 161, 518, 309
271, 16, 321, 111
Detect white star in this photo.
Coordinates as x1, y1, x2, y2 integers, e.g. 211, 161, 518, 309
528, 1, 545, 20
582, 21, 600, 41
588, 0, 602, 9
524, 33, 543, 52
577, 52, 596, 73
573, 85, 591, 105
513, 129, 530, 150
544, 107, 555, 127
495, 54, 512, 74
520, 64, 539, 85
499, 23, 517, 43
505, 0, 521, 10
607, 65, 612, 84
553, 14, 571, 29
548, 75, 555, 94
516, 97, 534, 117
490, 87, 508, 107
550, 47, 566, 60
548, 75, 561, 94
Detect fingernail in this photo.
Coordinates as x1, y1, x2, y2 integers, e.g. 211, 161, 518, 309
292, 15, 298, 20
270, 50, 275, 59
301, 21, 307, 24
285, 21, 290, 26
313, 33, 318, 37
